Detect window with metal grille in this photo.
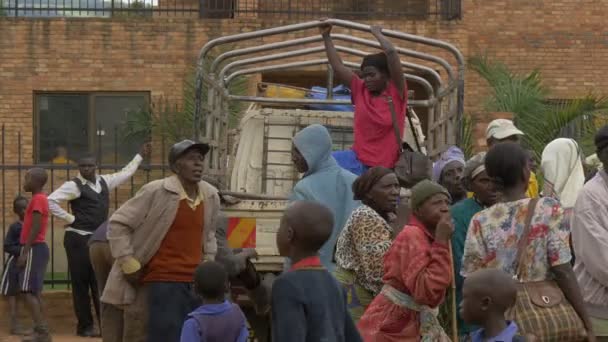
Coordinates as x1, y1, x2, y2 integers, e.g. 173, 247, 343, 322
35, 92, 149, 164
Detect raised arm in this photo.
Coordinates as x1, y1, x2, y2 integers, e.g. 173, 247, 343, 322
403, 216, 453, 307
320, 21, 354, 86
102, 143, 151, 191
371, 26, 406, 98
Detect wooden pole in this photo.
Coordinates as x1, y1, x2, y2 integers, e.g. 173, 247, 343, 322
449, 241, 459, 342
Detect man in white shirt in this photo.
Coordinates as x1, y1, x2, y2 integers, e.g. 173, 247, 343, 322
48, 143, 150, 337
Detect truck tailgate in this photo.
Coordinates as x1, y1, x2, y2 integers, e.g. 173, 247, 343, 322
223, 199, 288, 272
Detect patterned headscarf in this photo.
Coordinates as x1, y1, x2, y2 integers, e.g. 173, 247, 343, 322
432, 146, 465, 182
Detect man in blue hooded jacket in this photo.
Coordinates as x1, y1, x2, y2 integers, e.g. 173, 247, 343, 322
290, 124, 360, 271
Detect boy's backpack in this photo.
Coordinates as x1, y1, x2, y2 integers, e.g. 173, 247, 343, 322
192, 303, 245, 342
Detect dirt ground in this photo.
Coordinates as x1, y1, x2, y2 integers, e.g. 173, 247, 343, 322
0, 291, 101, 341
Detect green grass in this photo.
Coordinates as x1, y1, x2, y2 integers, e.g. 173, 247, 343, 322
44, 272, 71, 290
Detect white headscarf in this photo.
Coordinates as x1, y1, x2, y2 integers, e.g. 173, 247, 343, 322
541, 138, 585, 208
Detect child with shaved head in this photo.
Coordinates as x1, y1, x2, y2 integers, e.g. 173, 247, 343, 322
19, 168, 52, 341
272, 201, 362, 342
461, 269, 534, 342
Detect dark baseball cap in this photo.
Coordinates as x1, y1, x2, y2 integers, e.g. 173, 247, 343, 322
168, 140, 210, 166
595, 125, 608, 152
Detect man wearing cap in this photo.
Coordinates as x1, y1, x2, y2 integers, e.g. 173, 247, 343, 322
102, 140, 221, 342
571, 125, 608, 340
48, 143, 151, 337
450, 152, 498, 337
485, 118, 539, 198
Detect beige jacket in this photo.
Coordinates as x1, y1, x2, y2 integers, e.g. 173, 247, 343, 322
101, 175, 220, 306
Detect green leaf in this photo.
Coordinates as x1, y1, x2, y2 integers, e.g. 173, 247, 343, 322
118, 45, 249, 148
469, 54, 608, 161
460, 115, 475, 160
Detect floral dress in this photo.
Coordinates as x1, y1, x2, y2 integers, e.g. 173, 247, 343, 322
461, 197, 572, 281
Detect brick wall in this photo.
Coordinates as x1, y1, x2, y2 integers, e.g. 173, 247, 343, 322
2, 0, 608, 270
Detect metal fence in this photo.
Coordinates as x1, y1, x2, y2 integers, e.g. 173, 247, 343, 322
0, 124, 171, 288
261, 122, 353, 193
0, 0, 462, 19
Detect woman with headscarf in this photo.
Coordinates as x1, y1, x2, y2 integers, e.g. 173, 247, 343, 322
334, 167, 400, 322
541, 138, 585, 212
319, 20, 407, 175
433, 146, 467, 204
541, 138, 585, 266
450, 152, 498, 337
357, 180, 453, 341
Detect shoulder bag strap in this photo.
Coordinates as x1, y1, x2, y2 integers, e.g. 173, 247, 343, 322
386, 96, 404, 153
386, 96, 422, 153
514, 198, 540, 279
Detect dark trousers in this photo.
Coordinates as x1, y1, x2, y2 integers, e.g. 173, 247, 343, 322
64, 231, 100, 333
146, 282, 200, 342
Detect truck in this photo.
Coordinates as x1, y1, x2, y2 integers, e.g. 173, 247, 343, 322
193, 18, 465, 340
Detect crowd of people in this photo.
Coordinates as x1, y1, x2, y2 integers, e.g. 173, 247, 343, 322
2, 19, 608, 342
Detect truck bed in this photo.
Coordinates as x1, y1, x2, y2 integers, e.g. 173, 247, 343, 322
223, 199, 288, 273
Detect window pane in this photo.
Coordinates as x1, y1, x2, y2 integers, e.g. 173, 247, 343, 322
94, 94, 147, 164
37, 94, 89, 164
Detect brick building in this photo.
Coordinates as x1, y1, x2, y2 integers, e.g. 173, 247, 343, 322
0, 0, 606, 276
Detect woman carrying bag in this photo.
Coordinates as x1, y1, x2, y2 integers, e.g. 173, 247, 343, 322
461, 142, 595, 341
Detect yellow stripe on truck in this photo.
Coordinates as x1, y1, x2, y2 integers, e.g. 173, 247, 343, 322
227, 217, 256, 248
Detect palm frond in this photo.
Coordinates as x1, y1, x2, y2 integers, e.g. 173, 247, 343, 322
119, 46, 249, 146
468, 55, 547, 118
522, 97, 608, 158
460, 115, 475, 159
469, 54, 608, 159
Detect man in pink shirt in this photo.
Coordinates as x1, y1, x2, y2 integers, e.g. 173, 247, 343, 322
321, 20, 407, 175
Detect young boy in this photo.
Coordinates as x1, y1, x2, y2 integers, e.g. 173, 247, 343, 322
18, 168, 51, 342
461, 268, 533, 342
272, 201, 362, 342
2, 196, 28, 335
180, 261, 249, 342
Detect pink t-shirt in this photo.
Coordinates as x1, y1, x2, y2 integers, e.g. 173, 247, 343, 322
20, 193, 49, 244
351, 76, 407, 168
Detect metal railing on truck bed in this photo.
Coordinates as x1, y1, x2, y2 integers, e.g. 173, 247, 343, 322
193, 18, 465, 187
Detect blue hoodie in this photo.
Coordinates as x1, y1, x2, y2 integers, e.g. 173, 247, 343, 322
290, 124, 360, 272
